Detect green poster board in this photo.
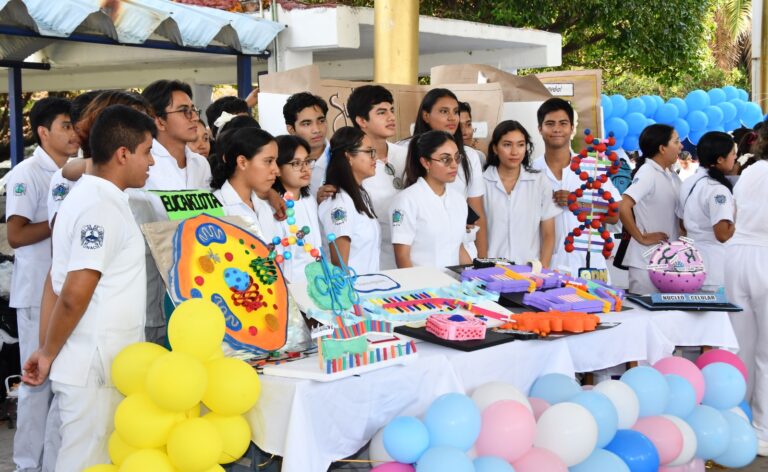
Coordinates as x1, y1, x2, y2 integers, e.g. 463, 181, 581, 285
149, 190, 224, 221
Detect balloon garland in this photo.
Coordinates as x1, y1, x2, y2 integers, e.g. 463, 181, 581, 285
266, 192, 320, 264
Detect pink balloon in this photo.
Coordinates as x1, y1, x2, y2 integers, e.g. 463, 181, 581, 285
658, 457, 705, 472
528, 397, 551, 420
512, 447, 568, 472
695, 349, 748, 383
476, 400, 536, 462
653, 356, 706, 404
631, 416, 683, 465
372, 462, 415, 472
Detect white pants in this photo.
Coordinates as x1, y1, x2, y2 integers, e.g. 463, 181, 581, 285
726, 244, 768, 441
14, 306, 60, 472
51, 356, 121, 472
628, 267, 657, 295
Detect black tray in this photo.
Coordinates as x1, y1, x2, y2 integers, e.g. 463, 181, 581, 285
626, 295, 743, 312
394, 325, 523, 352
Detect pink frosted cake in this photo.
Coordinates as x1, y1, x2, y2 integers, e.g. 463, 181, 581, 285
426, 314, 486, 341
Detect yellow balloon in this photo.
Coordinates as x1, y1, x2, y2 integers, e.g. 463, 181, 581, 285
114, 392, 178, 448
203, 412, 251, 464
111, 342, 169, 396
167, 418, 223, 472
108, 430, 137, 466
119, 449, 175, 472
146, 352, 207, 412
83, 465, 118, 472
201, 465, 225, 472
186, 403, 201, 419
168, 298, 226, 361
202, 357, 261, 415
208, 348, 225, 361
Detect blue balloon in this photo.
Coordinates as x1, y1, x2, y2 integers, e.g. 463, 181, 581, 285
529, 373, 581, 404
737, 88, 749, 101
611, 95, 628, 118
620, 366, 670, 417
686, 405, 731, 459
383, 416, 430, 463
646, 118, 656, 126
708, 88, 727, 105
625, 112, 647, 135
687, 110, 709, 131
742, 102, 764, 128
724, 119, 742, 132
739, 399, 753, 422
688, 129, 706, 145
570, 449, 630, 472
673, 118, 690, 140
571, 391, 619, 448
607, 117, 629, 138
417, 446, 475, 472
714, 411, 758, 468
605, 430, 659, 472
664, 374, 696, 418
623, 134, 640, 152
653, 95, 664, 108
729, 98, 747, 119
717, 101, 738, 122
723, 85, 739, 101
602, 94, 614, 120
423, 394, 481, 451
668, 97, 688, 118
704, 106, 724, 127
711, 125, 726, 132
685, 90, 710, 112
473, 456, 516, 472
654, 103, 679, 125
701, 363, 746, 410
640, 95, 658, 117
626, 97, 646, 116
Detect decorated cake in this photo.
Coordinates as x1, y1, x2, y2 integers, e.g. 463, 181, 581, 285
647, 239, 706, 293
426, 314, 486, 341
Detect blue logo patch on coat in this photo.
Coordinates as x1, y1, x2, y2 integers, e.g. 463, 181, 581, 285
714, 194, 727, 205
13, 183, 26, 196
632, 177, 639, 185
392, 209, 404, 226
52, 183, 69, 201
80, 225, 104, 249
331, 207, 347, 225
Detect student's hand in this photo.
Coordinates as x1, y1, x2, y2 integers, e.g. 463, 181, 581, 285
245, 88, 258, 108
266, 189, 287, 221
553, 190, 570, 207
640, 232, 668, 246
316, 185, 337, 203
21, 350, 53, 386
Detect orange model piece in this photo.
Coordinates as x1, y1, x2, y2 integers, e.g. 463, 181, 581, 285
498, 311, 600, 337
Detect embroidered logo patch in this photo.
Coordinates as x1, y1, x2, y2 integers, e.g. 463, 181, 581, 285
80, 225, 104, 249
331, 207, 347, 225
392, 209, 404, 226
714, 194, 727, 205
52, 183, 69, 201
13, 183, 26, 196
632, 177, 639, 185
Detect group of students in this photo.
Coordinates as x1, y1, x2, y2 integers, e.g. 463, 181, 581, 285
6, 76, 768, 470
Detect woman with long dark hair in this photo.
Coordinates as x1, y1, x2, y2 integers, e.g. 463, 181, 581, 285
619, 124, 683, 294
318, 126, 380, 272
483, 120, 560, 266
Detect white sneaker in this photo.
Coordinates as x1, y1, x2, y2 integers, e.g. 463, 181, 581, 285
758, 439, 768, 457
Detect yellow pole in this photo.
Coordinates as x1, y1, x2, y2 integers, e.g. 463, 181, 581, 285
373, 0, 419, 85
762, 0, 768, 111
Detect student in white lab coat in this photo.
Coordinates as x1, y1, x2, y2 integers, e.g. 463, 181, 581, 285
678, 131, 736, 291
272, 135, 322, 283
318, 127, 381, 273
619, 124, 683, 294
483, 120, 561, 266
389, 131, 469, 268
726, 125, 768, 455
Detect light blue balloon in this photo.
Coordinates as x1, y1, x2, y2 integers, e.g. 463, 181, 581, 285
685, 90, 710, 112
611, 95, 628, 118
664, 374, 696, 418
737, 88, 749, 101
605, 430, 659, 472
729, 98, 747, 119
571, 391, 619, 448
623, 134, 640, 152
668, 97, 688, 118
423, 393, 481, 451
723, 85, 739, 101
474, 456, 515, 472
673, 118, 690, 140
739, 399, 753, 422
529, 373, 581, 404
714, 411, 758, 468
724, 119, 742, 132
653, 95, 664, 108
569, 449, 630, 472
742, 102, 764, 128
686, 405, 731, 459
417, 446, 474, 472
708, 88, 727, 105
602, 94, 614, 120
607, 117, 629, 138
687, 110, 709, 131
620, 366, 669, 417
704, 105, 724, 127
646, 118, 656, 127
702, 363, 746, 410
655, 103, 679, 125
641, 95, 658, 117
717, 101, 738, 122
625, 112, 647, 135
688, 129, 706, 145
383, 416, 430, 463
710, 125, 726, 133
627, 97, 646, 116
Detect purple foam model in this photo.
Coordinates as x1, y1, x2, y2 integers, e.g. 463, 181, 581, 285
523, 287, 606, 313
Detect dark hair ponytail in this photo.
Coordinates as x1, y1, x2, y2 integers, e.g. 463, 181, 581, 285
632, 124, 675, 178
697, 131, 735, 192
404, 130, 456, 187
211, 127, 275, 189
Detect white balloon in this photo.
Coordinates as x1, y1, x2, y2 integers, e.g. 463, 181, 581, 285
662, 414, 698, 467
534, 402, 598, 466
471, 382, 533, 413
594, 380, 640, 429
368, 426, 393, 462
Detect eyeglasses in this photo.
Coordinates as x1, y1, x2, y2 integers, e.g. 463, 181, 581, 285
351, 148, 377, 160
430, 154, 463, 166
286, 159, 316, 170
385, 162, 404, 189
162, 106, 201, 120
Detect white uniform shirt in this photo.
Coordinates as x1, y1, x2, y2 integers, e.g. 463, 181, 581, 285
731, 160, 768, 247
677, 167, 735, 289
146, 139, 211, 190
389, 177, 468, 268
308, 142, 331, 198
450, 146, 485, 199
482, 166, 562, 263
531, 155, 623, 276
623, 158, 682, 269
318, 189, 381, 274
50, 175, 146, 387
363, 142, 408, 270
5, 146, 60, 308
213, 180, 280, 241
47, 165, 78, 226
276, 195, 322, 284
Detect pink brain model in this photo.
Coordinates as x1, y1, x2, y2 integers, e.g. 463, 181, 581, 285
426, 314, 486, 341
647, 240, 706, 293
